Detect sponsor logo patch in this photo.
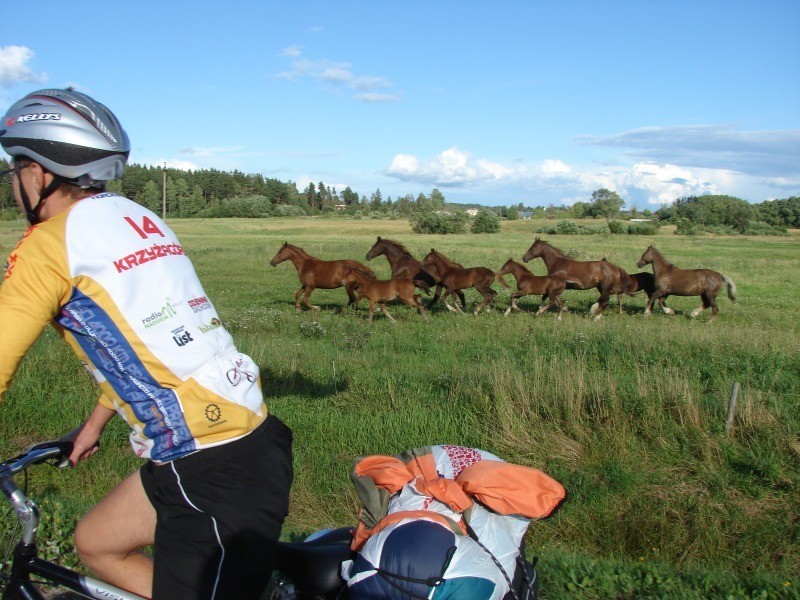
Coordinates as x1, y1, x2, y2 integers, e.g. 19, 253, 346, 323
172, 325, 194, 347
141, 298, 181, 328
10, 113, 62, 124
198, 318, 222, 334
188, 296, 212, 313
113, 243, 184, 273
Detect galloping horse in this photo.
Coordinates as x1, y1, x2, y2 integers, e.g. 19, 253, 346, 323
420, 249, 497, 315
636, 245, 736, 321
521, 238, 628, 320
341, 267, 427, 322
496, 258, 567, 319
365, 236, 466, 310
269, 242, 374, 312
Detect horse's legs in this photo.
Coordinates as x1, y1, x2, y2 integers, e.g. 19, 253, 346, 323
474, 287, 495, 316
457, 290, 468, 311
644, 290, 666, 317
294, 287, 305, 313
344, 282, 361, 308
379, 302, 395, 322
592, 291, 611, 321
505, 291, 525, 317
411, 294, 428, 322
367, 300, 376, 322
296, 286, 319, 312
428, 284, 445, 309
442, 290, 461, 314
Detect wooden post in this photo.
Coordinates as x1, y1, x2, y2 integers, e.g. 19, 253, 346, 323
725, 382, 740, 436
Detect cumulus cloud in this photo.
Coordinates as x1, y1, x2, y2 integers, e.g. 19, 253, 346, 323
276, 46, 399, 103
576, 125, 800, 178
0, 45, 47, 87
384, 145, 787, 206
388, 147, 500, 185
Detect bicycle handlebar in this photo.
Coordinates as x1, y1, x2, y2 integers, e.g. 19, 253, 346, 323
3, 441, 74, 474
0, 440, 75, 547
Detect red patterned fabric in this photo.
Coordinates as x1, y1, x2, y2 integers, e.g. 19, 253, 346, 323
441, 444, 483, 477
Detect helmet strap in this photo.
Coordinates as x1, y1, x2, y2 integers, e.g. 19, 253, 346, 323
19, 169, 65, 225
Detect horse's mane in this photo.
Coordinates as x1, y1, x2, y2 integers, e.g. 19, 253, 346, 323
283, 242, 313, 258
430, 249, 459, 267
535, 238, 568, 257
380, 238, 412, 255
505, 258, 531, 273
349, 266, 376, 279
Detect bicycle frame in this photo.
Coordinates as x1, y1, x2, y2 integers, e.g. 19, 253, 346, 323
1, 442, 146, 600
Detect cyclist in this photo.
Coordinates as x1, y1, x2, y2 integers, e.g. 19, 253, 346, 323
0, 89, 293, 599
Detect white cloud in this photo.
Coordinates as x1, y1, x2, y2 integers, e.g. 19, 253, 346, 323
0, 46, 47, 87
541, 159, 571, 175
384, 145, 791, 207
276, 46, 399, 103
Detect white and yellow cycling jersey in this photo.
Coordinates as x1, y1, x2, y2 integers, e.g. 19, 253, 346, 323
0, 193, 266, 461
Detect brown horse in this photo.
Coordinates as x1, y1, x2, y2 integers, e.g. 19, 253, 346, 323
521, 238, 628, 320
365, 236, 466, 310
269, 242, 374, 312
341, 267, 427, 322
615, 271, 668, 314
420, 249, 497, 315
636, 245, 737, 321
496, 258, 567, 319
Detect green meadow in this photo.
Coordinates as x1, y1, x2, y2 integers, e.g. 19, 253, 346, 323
1, 217, 798, 598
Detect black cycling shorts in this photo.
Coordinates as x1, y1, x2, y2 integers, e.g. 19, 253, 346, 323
141, 413, 293, 600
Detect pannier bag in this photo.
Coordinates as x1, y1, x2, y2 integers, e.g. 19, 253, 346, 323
341, 445, 566, 599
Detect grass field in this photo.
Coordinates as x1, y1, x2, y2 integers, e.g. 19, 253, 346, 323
1, 216, 798, 598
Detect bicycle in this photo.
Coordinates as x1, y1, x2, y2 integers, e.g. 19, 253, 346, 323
1, 440, 352, 600
0, 440, 147, 599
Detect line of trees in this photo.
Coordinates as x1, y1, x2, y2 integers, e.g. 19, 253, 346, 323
0, 160, 797, 232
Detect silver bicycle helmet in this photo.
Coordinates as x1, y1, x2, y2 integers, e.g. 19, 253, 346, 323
0, 88, 130, 187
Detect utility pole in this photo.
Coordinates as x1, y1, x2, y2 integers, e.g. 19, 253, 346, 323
162, 162, 167, 220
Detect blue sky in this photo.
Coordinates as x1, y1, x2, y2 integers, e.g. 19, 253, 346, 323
2, 1, 799, 209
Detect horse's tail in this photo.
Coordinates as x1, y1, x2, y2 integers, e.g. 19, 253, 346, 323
723, 275, 737, 302
496, 272, 512, 290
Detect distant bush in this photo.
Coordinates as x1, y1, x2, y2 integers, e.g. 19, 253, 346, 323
742, 221, 788, 236
607, 220, 660, 235
627, 222, 660, 235
608, 220, 627, 234
675, 217, 700, 235
273, 204, 307, 217
471, 209, 501, 233
411, 211, 468, 234
534, 220, 610, 235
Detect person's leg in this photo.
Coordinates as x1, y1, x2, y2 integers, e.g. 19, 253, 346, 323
74, 469, 155, 598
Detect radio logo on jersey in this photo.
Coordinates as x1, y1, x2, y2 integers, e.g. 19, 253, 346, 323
188, 296, 212, 313
142, 298, 181, 328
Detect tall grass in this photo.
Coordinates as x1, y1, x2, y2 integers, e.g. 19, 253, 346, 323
1, 217, 798, 598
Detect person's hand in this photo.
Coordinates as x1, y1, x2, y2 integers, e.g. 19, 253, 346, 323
61, 423, 101, 466
60, 403, 115, 466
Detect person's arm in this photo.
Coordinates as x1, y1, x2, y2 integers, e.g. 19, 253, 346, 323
0, 226, 71, 401
63, 402, 116, 466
